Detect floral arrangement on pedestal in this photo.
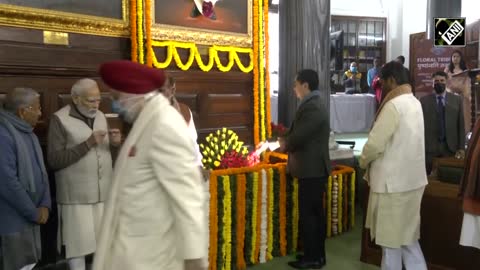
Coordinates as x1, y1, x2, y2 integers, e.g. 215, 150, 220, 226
200, 128, 260, 170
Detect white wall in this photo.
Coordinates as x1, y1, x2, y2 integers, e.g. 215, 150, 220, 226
332, 0, 478, 69
331, 0, 385, 17
463, 0, 480, 25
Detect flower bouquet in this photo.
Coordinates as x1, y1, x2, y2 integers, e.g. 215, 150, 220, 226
200, 128, 260, 170
270, 122, 288, 141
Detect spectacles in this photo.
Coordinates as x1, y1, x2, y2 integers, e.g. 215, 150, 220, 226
24, 105, 41, 113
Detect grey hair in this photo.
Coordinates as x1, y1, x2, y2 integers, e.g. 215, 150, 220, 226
4, 87, 40, 112
71, 78, 98, 97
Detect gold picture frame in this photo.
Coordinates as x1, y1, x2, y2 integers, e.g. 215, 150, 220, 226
152, 0, 252, 47
0, 1, 129, 37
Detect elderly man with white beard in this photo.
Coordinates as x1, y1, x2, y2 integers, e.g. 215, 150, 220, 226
47, 79, 122, 270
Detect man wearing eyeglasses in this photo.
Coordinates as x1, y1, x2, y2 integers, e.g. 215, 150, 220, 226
47, 78, 122, 270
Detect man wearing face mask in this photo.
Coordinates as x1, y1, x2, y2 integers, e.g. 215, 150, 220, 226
47, 78, 122, 270
93, 61, 207, 270
343, 61, 362, 94
420, 71, 465, 175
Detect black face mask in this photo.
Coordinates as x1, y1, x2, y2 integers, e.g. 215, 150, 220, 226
434, 83, 446, 94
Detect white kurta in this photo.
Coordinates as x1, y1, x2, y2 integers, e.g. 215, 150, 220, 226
360, 92, 428, 249
366, 187, 425, 248
92, 94, 208, 270
460, 213, 480, 249
57, 203, 104, 258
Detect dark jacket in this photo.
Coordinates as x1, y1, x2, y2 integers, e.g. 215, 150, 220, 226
420, 91, 465, 154
285, 92, 331, 178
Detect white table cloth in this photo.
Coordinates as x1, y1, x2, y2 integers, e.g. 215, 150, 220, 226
330, 94, 376, 133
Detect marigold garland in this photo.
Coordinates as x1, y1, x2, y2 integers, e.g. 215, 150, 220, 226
205, 159, 356, 268
327, 176, 332, 237
266, 168, 274, 261
250, 171, 259, 264
149, 41, 254, 72
222, 176, 232, 270
279, 166, 287, 256
351, 171, 356, 227
264, 0, 272, 138
209, 176, 219, 270
136, 0, 144, 64
217, 177, 225, 270
259, 0, 266, 142
344, 176, 349, 231
129, 0, 137, 62
338, 174, 343, 234
254, 170, 263, 264
252, 0, 260, 145
236, 174, 247, 270
144, 0, 152, 66
292, 177, 299, 251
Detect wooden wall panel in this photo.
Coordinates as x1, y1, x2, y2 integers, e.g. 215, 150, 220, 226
166, 70, 253, 145
0, 25, 254, 148
0, 14, 253, 268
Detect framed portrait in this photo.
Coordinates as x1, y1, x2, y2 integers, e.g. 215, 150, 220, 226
0, 0, 129, 37
152, 0, 252, 47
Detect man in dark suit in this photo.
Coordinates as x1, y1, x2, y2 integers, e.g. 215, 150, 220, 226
420, 71, 465, 175
279, 69, 331, 269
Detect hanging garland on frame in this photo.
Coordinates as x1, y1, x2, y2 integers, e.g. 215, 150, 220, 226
130, 0, 271, 145
131, 0, 254, 73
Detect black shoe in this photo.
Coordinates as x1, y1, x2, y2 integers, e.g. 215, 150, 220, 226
288, 259, 326, 269
294, 255, 326, 264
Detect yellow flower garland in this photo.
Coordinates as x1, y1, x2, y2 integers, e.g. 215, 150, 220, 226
279, 166, 287, 256
259, 0, 266, 142
351, 171, 356, 227
266, 168, 274, 261
148, 40, 253, 73
144, 0, 152, 66
130, 0, 137, 62
292, 177, 299, 251
250, 172, 259, 264
327, 176, 332, 237
236, 174, 247, 270
264, 0, 272, 138
252, 0, 260, 145
222, 176, 232, 270
136, 0, 144, 64
338, 174, 343, 234
209, 175, 218, 270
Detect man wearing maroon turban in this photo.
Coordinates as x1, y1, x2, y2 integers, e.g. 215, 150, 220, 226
92, 61, 207, 270
459, 118, 480, 250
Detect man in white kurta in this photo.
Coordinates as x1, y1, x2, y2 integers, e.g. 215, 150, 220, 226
93, 60, 208, 270
359, 61, 428, 270
47, 79, 121, 270
459, 118, 480, 250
